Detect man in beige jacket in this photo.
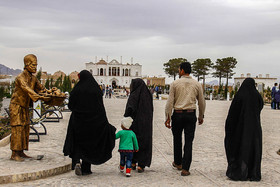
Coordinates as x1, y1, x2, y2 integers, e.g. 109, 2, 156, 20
165, 62, 205, 176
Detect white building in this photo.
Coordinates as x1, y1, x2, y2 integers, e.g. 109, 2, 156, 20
234, 73, 277, 91
85, 59, 142, 88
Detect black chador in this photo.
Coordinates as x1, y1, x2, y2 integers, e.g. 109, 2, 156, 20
63, 70, 116, 166
124, 78, 153, 168
225, 78, 263, 181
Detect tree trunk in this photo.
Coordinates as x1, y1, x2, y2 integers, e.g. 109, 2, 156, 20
203, 75, 206, 95
226, 73, 229, 87
219, 72, 221, 86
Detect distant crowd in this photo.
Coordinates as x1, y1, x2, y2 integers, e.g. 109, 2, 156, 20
99, 85, 129, 99
271, 83, 280, 109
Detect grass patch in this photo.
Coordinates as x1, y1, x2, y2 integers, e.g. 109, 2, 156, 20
0, 117, 11, 140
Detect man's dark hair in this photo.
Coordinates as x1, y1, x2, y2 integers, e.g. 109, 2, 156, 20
275, 83, 278, 86
179, 62, 191, 74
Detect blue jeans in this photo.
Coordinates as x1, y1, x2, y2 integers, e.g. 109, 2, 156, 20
120, 152, 133, 169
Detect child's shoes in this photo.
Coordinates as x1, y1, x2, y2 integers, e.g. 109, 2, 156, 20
119, 165, 125, 173
126, 168, 132, 177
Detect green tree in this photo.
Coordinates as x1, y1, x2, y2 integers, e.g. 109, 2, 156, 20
0, 87, 4, 108
164, 58, 188, 80
50, 78, 54, 88
224, 86, 228, 99
54, 75, 63, 89
212, 59, 226, 86
192, 58, 213, 92
36, 69, 42, 83
218, 83, 223, 95
265, 86, 272, 103
45, 78, 50, 89
62, 75, 72, 92
220, 57, 238, 89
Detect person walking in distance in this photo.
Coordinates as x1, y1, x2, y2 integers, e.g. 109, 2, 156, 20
165, 62, 205, 176
271, 83, 278, 109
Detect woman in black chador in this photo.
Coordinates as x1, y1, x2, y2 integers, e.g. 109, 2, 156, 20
225, 78, 263, 181
124, 78, 153, 172
63, 70, 116, 175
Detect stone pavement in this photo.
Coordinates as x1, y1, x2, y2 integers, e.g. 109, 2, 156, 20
1, 99, 280, 186
0, 111, 72, 184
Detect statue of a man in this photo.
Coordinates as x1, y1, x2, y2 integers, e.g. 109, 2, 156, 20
9, 54, 49, 161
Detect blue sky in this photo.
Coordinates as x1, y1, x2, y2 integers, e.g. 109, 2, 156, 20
0, 0, 280, 83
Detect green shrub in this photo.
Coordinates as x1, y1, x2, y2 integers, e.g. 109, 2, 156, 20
0, 118, 11, 140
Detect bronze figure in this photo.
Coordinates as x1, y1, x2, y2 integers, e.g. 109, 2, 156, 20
9, 54, 50, 161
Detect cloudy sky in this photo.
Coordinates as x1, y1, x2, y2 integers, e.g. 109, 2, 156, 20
0, 0, 280, 83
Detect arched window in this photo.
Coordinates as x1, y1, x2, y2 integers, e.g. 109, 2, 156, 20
129, 69, 131, 76
100, 68, 104, 76
90, 69, 93, 74
112, 67, 117, 76
117, 67, 120, 76
122, 69, 124, 76
125, 69, 128, 76
97, 68, 99, 76
109, 67, 111, 76
136, 71, 138, 76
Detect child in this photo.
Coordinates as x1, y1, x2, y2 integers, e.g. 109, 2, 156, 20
116, 117, 139, 177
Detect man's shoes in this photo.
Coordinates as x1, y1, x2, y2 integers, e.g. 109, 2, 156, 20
172, 162, 182, 170
75, 163, 82, 176
181, 169, 190, 176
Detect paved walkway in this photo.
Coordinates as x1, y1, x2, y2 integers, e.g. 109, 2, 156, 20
1, 99, 280, 186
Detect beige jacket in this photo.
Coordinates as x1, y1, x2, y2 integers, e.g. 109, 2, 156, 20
165, 75, 206, 120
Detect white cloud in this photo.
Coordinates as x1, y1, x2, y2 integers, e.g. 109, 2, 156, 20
0, 0, 280, 83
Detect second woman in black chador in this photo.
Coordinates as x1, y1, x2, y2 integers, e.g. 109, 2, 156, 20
124, 78, 153, 172
63, 70, 116, 175
225, 78, 263, 181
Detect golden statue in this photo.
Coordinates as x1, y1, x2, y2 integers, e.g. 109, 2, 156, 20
9, 54, 50, 161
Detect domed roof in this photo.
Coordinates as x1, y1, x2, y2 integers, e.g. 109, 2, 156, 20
96, 60, 107, 65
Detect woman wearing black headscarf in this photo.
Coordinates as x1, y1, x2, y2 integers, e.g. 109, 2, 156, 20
63, 70, 116, 175
124, 78, 153, 172
225, 78, 263, 181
